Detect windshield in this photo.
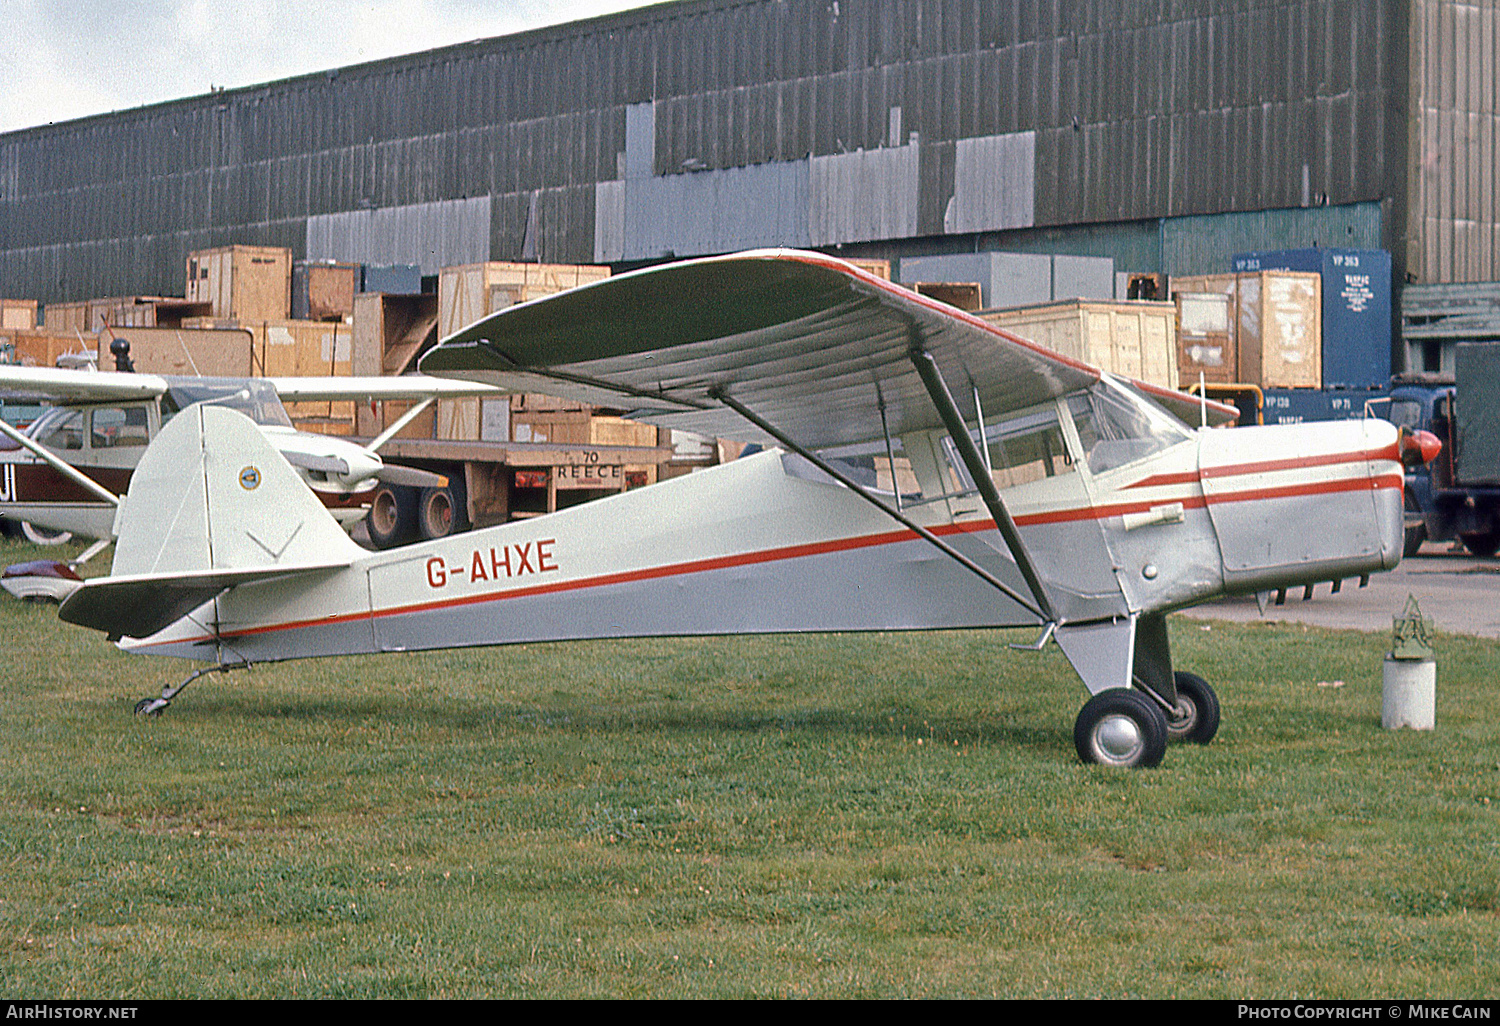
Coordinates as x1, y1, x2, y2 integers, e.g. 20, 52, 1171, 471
160, 378, 293, 429
1068, 378, 1193, 474
1388, 399, 1424, 432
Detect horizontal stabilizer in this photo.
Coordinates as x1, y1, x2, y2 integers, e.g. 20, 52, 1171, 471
59, 564, 347, 638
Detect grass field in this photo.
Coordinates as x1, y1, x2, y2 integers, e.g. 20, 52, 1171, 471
1, 533, 1497, 998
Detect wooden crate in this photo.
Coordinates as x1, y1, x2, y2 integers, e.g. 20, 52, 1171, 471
978, 299, 1179, 389
295, 262, 361, 322
438, 260, 610, 338
1, 299, 37, 330
0, 329, 99, 368
1171, 271, 1322, 388
41, 301, 90, 334
589, 416, 657, 447
511, 409, 592, 445
511, 392, 591, 414
243, 319, 356, 434
1174, 291, 1236, 385
844, 258, 892, 281
186, 245, 292, 322
107, 325, 254, 377
1237, 270, 1321, 389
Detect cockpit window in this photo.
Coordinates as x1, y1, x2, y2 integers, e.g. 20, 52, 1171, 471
1068, 379, 1193, 474
940, 402, 1077, 495
980, 405, 1075, 487
31, 408, 83, 450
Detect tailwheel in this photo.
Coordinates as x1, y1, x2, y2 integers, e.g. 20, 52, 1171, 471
1165, 671, 1220, 744
131, 662, 247, 718
134, 697, 169, 717
1074, 688, 1168, 768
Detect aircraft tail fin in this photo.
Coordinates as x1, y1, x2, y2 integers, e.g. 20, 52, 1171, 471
111, 403, 362, 578
59, 404, 361, 638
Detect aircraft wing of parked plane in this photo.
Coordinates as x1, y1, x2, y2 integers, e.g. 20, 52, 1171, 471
54, 250, 1416, 767
0, 368, 505, 591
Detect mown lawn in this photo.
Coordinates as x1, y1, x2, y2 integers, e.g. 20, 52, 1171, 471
1, 534, 1496, 998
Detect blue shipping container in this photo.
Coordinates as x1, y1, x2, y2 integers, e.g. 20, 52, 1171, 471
1231, 248, 1392, 390
1261, 387, 1388, 426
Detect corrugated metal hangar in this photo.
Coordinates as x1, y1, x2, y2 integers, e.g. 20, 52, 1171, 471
0, 0, 1494, 312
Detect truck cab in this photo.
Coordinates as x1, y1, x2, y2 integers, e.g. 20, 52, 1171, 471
1387, 350, 1500, 557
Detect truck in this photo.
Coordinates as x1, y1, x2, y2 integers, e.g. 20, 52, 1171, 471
1387, 342, 1500, 558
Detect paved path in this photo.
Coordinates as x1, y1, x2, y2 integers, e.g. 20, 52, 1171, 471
1178, 545, 1500, 639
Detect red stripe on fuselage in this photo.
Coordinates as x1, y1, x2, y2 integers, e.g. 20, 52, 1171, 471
131, 454, 1402, 648
1125, 444, 1401, 490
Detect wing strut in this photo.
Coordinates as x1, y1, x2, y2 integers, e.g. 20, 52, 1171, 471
908, 346, 1059, 626
708, 386, 1047, 620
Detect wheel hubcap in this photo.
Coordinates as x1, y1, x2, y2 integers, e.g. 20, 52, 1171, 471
1093, 713, 1144, 765
1167, 694, 1199, 737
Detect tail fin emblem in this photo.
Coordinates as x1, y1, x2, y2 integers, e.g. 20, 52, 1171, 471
239, 466, 261, 490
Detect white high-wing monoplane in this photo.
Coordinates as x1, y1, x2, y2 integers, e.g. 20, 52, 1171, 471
54, 251, 1419, 767
0, 368, 501, 598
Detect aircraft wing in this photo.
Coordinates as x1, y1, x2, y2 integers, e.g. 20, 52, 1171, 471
0, 366, 169, 402
264, 375, 506, 402
420, 249, 1105, 449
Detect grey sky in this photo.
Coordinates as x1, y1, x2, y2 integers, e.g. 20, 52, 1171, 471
1, 0, 665, 134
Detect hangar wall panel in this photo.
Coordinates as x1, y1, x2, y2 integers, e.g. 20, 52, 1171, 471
808, 144, 919, 246
0, 0, 1420, 306
1408, 0, 1500, 283
947, 132, 1035, 234
306, 196, 491, 276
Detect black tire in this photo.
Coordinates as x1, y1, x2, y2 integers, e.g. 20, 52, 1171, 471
1460, 530, 1500, 558
1074, 689, 1168, 768
1166, 671, 1221, 744
1403, 491, 1427, 558
418, 484, 469, 540
366, 485, 418, 549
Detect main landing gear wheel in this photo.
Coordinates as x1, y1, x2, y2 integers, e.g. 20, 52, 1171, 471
1074, 688, 1168, 768
1165, 671, 1221, 744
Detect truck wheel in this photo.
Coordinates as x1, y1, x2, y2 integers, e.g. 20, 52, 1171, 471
1460, 531, 1500, 558
1403, 491, 1427, 558
418, 484, 469, 540
367, 485, 418, 549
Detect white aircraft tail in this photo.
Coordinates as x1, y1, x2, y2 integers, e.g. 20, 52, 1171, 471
113, 404, 362, 575
60, 405, 361, 638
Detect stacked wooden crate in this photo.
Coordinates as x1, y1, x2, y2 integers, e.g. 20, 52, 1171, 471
431, 261, 613, 445
1171, 271, 1322, 389
979, 299, 1180, 389
1, 300, 38, 330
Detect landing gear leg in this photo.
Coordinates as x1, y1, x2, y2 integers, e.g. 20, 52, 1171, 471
134, 661, 248, 717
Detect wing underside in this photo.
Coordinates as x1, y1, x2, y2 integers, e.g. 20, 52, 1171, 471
421, 249, 1102, 449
